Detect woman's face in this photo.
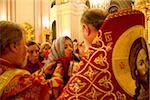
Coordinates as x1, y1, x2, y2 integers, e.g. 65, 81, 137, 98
64, 39, 73, 58
136, 49, 148, 79
27, 44, 39, 64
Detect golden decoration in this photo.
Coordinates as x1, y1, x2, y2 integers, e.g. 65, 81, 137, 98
85, 50, 94, 59
73, 61, 84, 73
98, 76, 111, 89
21, 22, 34, 41
104, 31, 112, 42
69, 77, 86, 92
86, 87, 100, 99
84, 66, 98, 81
92, 35, 101, 45
94, 54, 105, 66
42, 27, 52, 43
106, 42, 113, 51
116, 91, 126, 100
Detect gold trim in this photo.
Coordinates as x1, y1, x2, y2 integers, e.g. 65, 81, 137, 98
0, 69, 30, 96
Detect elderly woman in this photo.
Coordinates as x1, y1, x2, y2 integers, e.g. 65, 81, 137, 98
39, 42, 51, 65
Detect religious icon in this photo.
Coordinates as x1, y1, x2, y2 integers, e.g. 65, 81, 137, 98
129, 37, 149, 100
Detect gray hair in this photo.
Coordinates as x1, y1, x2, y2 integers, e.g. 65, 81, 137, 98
0, 21, 24, 56
81, 8, 108, 30
108, 0, 132, 13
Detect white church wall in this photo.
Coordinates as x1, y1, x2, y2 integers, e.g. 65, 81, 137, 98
53, 1, 87, 41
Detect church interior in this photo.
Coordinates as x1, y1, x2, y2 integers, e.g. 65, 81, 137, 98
0, 0, 150, 99
0, 0, 149, 43
0, 0, 150, 59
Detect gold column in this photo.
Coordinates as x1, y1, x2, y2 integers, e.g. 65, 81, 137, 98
134, 0, 150, 44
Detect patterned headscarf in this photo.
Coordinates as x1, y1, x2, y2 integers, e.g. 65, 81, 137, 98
47, 37, 65, 63
46, 36, 73, 85
47, 36, 73, 63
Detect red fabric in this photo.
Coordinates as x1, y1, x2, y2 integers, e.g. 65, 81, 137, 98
100, 9, 145, 42
57, 57, 73, 85
58, 10, 145, 99
24, 61, 43, 73
45, 50, 49, 60
0, 59, 52, 99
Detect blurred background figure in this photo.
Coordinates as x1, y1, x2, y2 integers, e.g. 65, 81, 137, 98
78, 41, 86, 59
73, 39, 79, 55
73, 39, 80, 60
40, 42, 51, 65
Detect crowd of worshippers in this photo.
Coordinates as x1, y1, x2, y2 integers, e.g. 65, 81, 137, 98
0, 24, 86, 99
23, 38, 85, 74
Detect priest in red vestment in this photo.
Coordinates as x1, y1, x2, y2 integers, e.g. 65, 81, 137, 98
0, 21, 64, 99
58, 6, 149, 100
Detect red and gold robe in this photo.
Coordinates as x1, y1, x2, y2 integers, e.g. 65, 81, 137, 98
0, 58, 64, 99
58, 10, 146, 100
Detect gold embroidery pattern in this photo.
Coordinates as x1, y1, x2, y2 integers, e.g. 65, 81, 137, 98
0, 69, 30, 96
106, 42, 113, 51
106, 10, 142, 21
22, 86, 41, 99
116, 91, 126, 100
92, 35, 101, 45
4, 79, 21, 94
66, 26, 127, 99
86, 87, 101, 100
94, 54, 106, 66
92, 33, 104, 48
73, 61, 84, 74
104, 31, 112, 42
63, 91, 69, 98
98, 75, 112, 89
69, 77, 86, 93
84, 66, 98, 81
85, 50, 94, 59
